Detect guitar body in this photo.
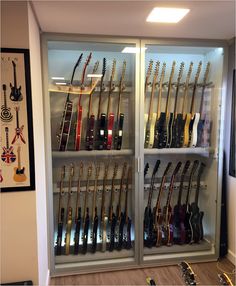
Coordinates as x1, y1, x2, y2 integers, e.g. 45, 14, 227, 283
144, 206, 153, 248
189, 113, 200, 147
162, 207, 173, 246
108, 213, 117, 252
91, 214, 98, 253
199, 211, 204, 240
153, 112, 167, 148
1, 146, 16, 164
1, 105, 13, 122
183, 205, 192, 244
154, 208, 163, 247
75, 105, 83, 151
74, 208, 81, 255
96, 113, 106, 150
82, 211, 90, 254
171, 114, 185, 148
149, 113, 157, 148
117, 213, 125, 250
144, 120, 151, 148
189, 207, 201, 244
125, 217, 132, 249
13, 167, 26, 182
58, 100, 73, 151
10, 84, 22, 101
166, 113, 174, 148
85, 115, 95, 150
196, 118, 204, 147
179, 205, 186, 244
114, 113, 124, 150
183, 113, 191, 147
105, 113, 115, 150
101, 215, 108, 252
65, 207, 73, 255
55, 208, 64, 256
173, 205, 181, 244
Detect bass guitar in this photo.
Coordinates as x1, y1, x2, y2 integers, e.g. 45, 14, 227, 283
169, 62, 185, 148
144, 60, 154, 139
162, 162, 182, 246
144, 159, 160, 247
75, 53, 92, 151
104, 60, 116, 150
114, 61, 126, 150
65, 164, 74, 255
58, 54, 83, 151
182, 160, 199, 244
197, 62, 210, 147
10, 61, 23, 101
108, 163, 118, 252
1, 84, 13, 122
144, 61, 160, 148
189, 162, 205, 243
91, 162, 100, 253
55, 166, 65, 256
153, 162, 172, 247
124, 166, 132, 249
82, 164, 92, 254
1, 127, 16, 164
186, 61, 202, 147
85, 61, 100, 150
13, 146, 27, 182
155, 61, 176, 148
73, 162, 83, 255
173, 160, 191, 244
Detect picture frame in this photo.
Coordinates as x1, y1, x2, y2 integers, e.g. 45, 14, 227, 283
0, 48, 35, 192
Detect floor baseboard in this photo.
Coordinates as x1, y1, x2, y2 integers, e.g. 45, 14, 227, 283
227, 249, 236, 265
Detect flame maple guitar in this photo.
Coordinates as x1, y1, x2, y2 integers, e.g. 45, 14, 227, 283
58, 54, 83, 151
1, 84, 13, 122
10, 61, 23, 101
1, 127, 16, 164
13, 146, 27, 182
75, 53, 92, 151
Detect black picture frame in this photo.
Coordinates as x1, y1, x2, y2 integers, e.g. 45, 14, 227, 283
229, 68, 236, 177
0, 48, 35, 192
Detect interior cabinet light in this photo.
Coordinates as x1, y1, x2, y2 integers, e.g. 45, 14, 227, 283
146, 7, 190, 23
122, 47, 147, 53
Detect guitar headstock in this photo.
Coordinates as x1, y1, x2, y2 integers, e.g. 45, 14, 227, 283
163, 162, 172, 177
145, 60, 154, 90
152, 61, 160, 85
190, 160, 200, 176
87, 163, 93, 179
5, 126, 9, 133
111, 59, 116, 82
153, 159, 161, 176
185, 62, 194, 85
177, 62, 185, 83
144, 163, 149, 178
182, 160, 191, 175
2, 84, 6, 91
102, 58, 106, 78
121, 60, 126, 82
112, 162, 118, 179
86, 52, 92, 67
61, 165, 66, 181
122, 162, 128, 178
170, 61, 176, 80
15, 106, 19, 112
69, 164, 74, 179
12, 61, 16, 68
203, 62, 210, 85
92, 61, 100, 74
75, 53, 83, 68
173, 161, 182, 176
195, 61, 202, 83
127, 166, 132, 184
197, 162, 206, 178
104, 162, 109, 179
159, 62, 167, 85
95, 162, 100, 179
78, 161, 83, 179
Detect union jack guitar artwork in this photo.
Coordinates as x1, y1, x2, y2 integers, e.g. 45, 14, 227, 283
1, 127, 16, 164
12, 106, 26, 144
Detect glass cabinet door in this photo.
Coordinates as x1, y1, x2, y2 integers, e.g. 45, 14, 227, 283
43, 37, 139, 273
141, 41, 225, 264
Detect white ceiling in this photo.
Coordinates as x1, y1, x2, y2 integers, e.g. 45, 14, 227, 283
31, 0, 235, 40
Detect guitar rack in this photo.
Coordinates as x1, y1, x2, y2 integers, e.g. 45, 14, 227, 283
42, 34, 227, 276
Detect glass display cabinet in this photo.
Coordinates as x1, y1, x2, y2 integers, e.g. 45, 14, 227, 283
42, 34, 227, 275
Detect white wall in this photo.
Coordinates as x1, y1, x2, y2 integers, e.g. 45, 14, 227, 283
225, 39, 236, 265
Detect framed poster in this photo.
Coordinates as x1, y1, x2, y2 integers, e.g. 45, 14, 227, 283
0, 48, 35, 192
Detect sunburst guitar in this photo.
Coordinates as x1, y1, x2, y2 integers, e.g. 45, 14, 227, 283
13, 146, 27, 182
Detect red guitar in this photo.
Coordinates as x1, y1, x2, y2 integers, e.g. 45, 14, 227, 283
75, 53, 92, 151
2, 127, 16, 164
12, 106, 26, 144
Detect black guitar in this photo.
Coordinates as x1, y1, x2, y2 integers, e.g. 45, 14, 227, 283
183, 160, 199, 244
144, 159, 160, 247
10, 61, 23, 101
189, 162, 205, 243
124, 167, 132, 250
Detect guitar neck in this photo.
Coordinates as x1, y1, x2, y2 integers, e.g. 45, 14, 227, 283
155, 177, 166, 210
17, 148, 21, 170
58, 166, 65, 224
5, 129, 9, 149
3, 87, 7, 107
16, 108, 19, 128
13, 62, 17, 87
97, 77, 104, 120
148, 84, 155, 121
107, 80, 113, 115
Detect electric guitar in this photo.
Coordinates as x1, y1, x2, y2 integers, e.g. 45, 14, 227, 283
58, 54, 83, 151
218, 273, 234, 286
75, 53, 92, 151
144, 60, 154, 139
116, 162, 127, 250
100, 163, 109, 252
124, 166, 132, 250
162, 162, 182, 246
13, 146, 27, 182
170, 62, 185, 148
197, 62, 210, 147
114, 61, 126, 150
144, 61, 160, 148
1, 127, 16, 164
82, 164, 92, 254
189, 162, 205, 243
95, 58, 107, 150
104, 60, 116, 150
173, 160, 191, 244
1, 84, 13, 122
74, 162, 83, 255
65, 164, 74, 255
55, 166, 66, 256
153, 62, 166, 148
187, 62, 202, 147
10, 61, 23, 101
144, 159, 160, 247
153, 162, 172, 247
155, 61, 176, 148
182, 160, 199, 244
85, 61, 100, 150
91, 162, 100, 253
12, 106, 26, 144
108, 163, 118, 252
177, 62, 193, 148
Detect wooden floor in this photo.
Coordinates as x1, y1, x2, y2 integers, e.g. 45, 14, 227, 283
50, 258, 235, 285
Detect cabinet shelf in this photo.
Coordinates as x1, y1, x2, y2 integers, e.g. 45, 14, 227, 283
144, 147, 214, 156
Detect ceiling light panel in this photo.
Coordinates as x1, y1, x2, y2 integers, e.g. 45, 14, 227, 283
146, 7, 190, 23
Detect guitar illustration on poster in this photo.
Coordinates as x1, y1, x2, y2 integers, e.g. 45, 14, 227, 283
13, 146, 27, 183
